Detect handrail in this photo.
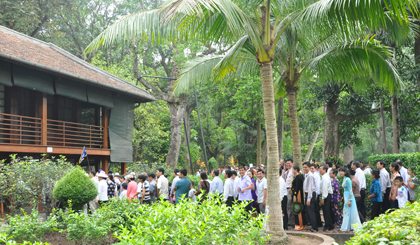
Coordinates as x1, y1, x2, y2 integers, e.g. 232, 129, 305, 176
47, 118, 103, 129
0, 112, 105, 149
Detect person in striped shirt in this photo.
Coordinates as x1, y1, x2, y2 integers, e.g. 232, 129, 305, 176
133, 175, 151, 204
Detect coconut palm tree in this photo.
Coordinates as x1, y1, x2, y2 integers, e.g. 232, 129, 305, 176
85, 0, 417, 240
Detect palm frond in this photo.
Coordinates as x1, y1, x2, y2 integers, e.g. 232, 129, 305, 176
85, 9, 179, 54
161, 0, 263, 51
213, 35, 255, 80
172, 55, 224, 96
301, 0, 418, 32
307, 37, 402, 95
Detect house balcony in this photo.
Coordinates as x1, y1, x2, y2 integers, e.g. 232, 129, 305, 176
0, 112, 110, 156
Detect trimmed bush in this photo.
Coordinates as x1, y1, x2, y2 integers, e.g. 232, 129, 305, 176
350, 202, 420, 244
367, 152, 420, 174
53, 167, 97, 210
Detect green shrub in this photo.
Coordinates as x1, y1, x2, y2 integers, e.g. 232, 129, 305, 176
53, 167, 97, 210
114, 199, 268, 244
208, 157, 218, 170
0, 155, 73, 215
325, 156, 344, 166
0, 233, 49, 245
3, 209, 54, 242
368, 152, 420, 174
349, 202, 420, 244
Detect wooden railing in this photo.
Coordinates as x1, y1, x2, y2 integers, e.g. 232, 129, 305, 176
0, 112, 104, 148
47, 119, 104, 148
0, 112, 42, 145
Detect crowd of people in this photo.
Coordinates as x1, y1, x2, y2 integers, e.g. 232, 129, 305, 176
85, 159, 418, 234
280, 159, 417, 233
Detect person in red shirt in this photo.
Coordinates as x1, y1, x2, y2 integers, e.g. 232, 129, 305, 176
126, 175, 138, 201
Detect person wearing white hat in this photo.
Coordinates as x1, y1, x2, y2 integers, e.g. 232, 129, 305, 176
95, 171, 109, 207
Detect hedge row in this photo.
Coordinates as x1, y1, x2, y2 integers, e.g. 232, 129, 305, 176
367, 152, 420, 174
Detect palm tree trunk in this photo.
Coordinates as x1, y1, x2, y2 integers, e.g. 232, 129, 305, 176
287, 91, 303, 169
304, 131, 319, 162
391, 96, 400, 154
256, 117, 262, 167
277, 98, 284, 160
259, 62, 286, 238
380, 98, 387, 154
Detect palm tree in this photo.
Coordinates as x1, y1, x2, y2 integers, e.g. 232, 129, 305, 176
86, 0, 416, 240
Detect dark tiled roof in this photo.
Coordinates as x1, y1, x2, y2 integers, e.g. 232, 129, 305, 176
0, 25, 155, 102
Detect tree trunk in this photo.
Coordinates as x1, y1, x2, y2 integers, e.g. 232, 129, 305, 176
391, 97, 400, 154
343, 145, 354, 166
287, 91, 303, 169
380, 98, 387, 154
277, 98, 284, 160
261, 141, 267, 165
166, 103, 186, 169
256, 117, 262, 167
259, 62, 285, 238
323, 95, 342, 158
304, 131, 319, 162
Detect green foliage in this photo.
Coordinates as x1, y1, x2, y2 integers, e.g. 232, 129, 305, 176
368, 153, 420, 174
0, 156, 74, 215
126, 162, 172, 176
0, 233, 48, 245
56, 208, 109, 244
325, 156, 344, 166
208, 157, 218, 170
53, 168, 97, 211
349, 202, 420, 245
3, 209, 54, 242
4, 198, 267, 245
114, 199, 268, 244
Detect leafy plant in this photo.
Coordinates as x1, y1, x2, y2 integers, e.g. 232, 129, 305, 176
114, 198, 268, 244
0, 156, 74, 215
3, 208, 53, 242
349, 202, 420, 245
53, 167, 97, 211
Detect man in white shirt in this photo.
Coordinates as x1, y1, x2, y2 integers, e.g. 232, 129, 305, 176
303, 162, 318, 232
352, 161, 366, 220
210, 169, 224, 196
279, 169, 288, 230
363, 163, 372, 175
320, 165, 334, 232
396, 160, 409, 185
284, 159, 295, 227
256, 169, 267, 214
156, 167, 169, 201
95, 172, 109, 207
325, 159, 333, 175
232, 171, 240, 200
311, 164, 322, 229
170, 169, 180, 201
377, 160, 392, 213
223, 170, 234, 207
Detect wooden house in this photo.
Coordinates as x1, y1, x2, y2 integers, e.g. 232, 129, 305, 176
0, 25, 156, 173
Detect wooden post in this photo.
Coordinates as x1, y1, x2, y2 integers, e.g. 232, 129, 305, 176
41, 93, 47, 145
121, 162, 127, 175
102, 158, 109, 174
102, 107, 108, 149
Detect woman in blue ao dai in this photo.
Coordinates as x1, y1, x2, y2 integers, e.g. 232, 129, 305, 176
339, 167, 362, 232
